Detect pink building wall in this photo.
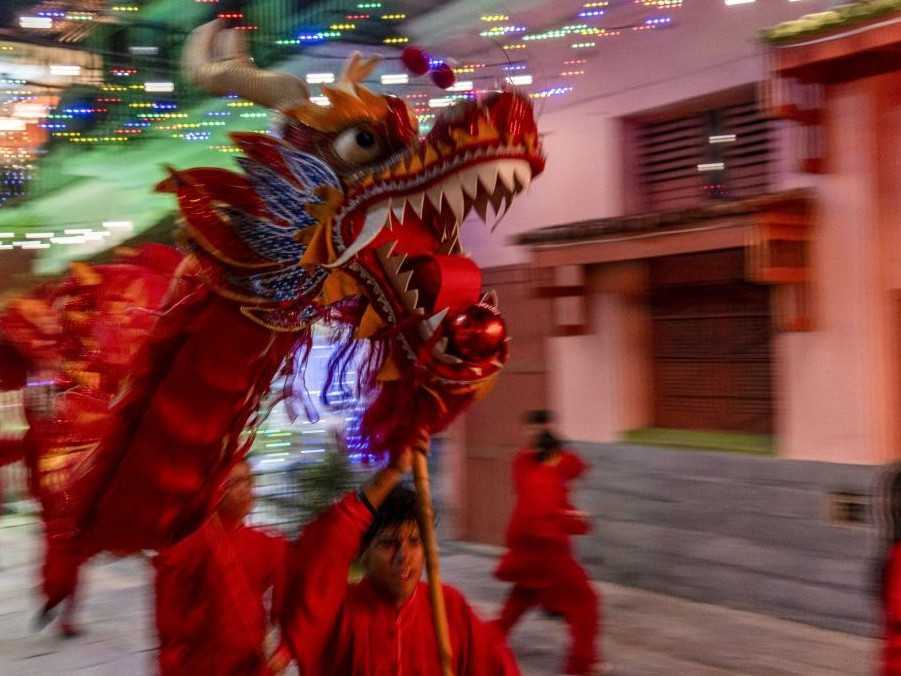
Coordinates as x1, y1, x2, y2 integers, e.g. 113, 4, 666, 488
777, 72, 901, 464
462, 0, 834, 269
549, 263, 653, 443
457, 2, 901, 463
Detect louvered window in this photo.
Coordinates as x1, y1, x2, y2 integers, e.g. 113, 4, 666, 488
637, 99, 775, 212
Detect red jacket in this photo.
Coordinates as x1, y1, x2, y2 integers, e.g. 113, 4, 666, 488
282, 493, 520, 676
154, 516, 289, 676
495, 448, 591, 588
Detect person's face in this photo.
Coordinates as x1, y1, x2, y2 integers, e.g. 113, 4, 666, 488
524, 421, 547, 442
218, 462, 254, 524
363, 521, 424, 605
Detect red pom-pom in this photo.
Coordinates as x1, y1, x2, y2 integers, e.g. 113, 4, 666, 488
447, 304, 507, 361
430, 63, 456, 90
401, 46, 430, 76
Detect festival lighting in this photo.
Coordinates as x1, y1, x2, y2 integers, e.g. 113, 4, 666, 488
144, 81, 175, 93
306, 73, 335, 84
447, 81, 473, 92
19, 16, 52, 29
506, 75, 533, 86
380, 74, 409, 85
428, 97, 455, 108
102, 220, 134, 230
49, 65, 81, 76
480, 25, 527, 37
0, 118, 26, 131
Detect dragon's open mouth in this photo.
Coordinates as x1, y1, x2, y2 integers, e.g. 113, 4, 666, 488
330, 92, 544, 372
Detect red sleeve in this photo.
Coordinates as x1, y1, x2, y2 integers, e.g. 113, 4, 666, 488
153, 519, 217, 659
281, 492, 372, 671
559, 450, 589, 481
245, 528, 289, 625
446, 586, 521, 676
561, 510, 592, 535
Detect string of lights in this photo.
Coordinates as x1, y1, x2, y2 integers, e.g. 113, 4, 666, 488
0, 0, 692, 244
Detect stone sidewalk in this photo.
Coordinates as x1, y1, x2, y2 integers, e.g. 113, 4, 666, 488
0, 517, 877, 675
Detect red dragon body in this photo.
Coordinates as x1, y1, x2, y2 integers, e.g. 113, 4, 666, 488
0, 21, 545, 611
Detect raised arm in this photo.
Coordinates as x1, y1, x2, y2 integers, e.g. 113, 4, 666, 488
281, 450, 410, 669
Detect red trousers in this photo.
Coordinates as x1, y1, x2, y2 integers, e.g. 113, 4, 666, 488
497, 567, 600, 675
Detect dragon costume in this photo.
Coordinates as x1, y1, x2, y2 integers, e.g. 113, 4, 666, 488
0, 20, 545, 609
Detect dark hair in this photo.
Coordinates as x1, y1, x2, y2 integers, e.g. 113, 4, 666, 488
525, 409, 553, 425
535, 429, 562, 461
362, 485, 420, 550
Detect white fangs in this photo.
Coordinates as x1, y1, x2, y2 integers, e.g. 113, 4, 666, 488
460, 167, 481, 199
327, 201, 390, 268
480, 289, 499, 309
497, 162, 517, 192
421, 307, 449, 340
513, 163, 531, 191
443, 178, 465, 222
479, 164, 499, 194
408, 192, 426, 218
335, 159, 532, 268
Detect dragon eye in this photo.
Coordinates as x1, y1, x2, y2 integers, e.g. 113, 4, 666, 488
333, 125, 384, 165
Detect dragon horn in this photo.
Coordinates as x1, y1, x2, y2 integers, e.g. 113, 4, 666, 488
182, 20, 309, 112
333, 52, 381, 95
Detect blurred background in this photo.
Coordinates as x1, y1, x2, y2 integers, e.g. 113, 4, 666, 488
0, 0, 898, 673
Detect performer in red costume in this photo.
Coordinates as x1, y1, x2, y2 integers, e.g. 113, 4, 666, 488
153, 461, 291, 676
494, 410, 604, 676
282, 446, 520, 675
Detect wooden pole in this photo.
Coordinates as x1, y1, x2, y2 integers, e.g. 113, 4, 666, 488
412, 436, 454, 676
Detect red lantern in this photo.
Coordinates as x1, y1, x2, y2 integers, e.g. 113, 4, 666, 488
446, 304, 506, 361
430, 62, 455, 90
401, 46, 430, 76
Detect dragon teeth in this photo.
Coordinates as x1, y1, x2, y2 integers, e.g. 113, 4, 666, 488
460, 167, 481, 200
387, 252, 406, 275
387, 197, 404, 223
420, 307, 449, 339
408, 192, 426, 218
513, 163, 531, 191
443, 178, 465, 223
497, 161, 517, 192
374, 241, 397, 261
403, 289, 421, 313
480, 289, 499, 308
478, 165, 499, 195
437, 230, 460, 255
426, 184, 444, 213
397, 269, 414, 292
326, 200, 389, 268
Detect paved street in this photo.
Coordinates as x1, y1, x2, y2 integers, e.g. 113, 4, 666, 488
0, 516, 877, 675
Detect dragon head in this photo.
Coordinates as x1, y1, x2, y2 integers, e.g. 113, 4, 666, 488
165, 21, 544, 449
